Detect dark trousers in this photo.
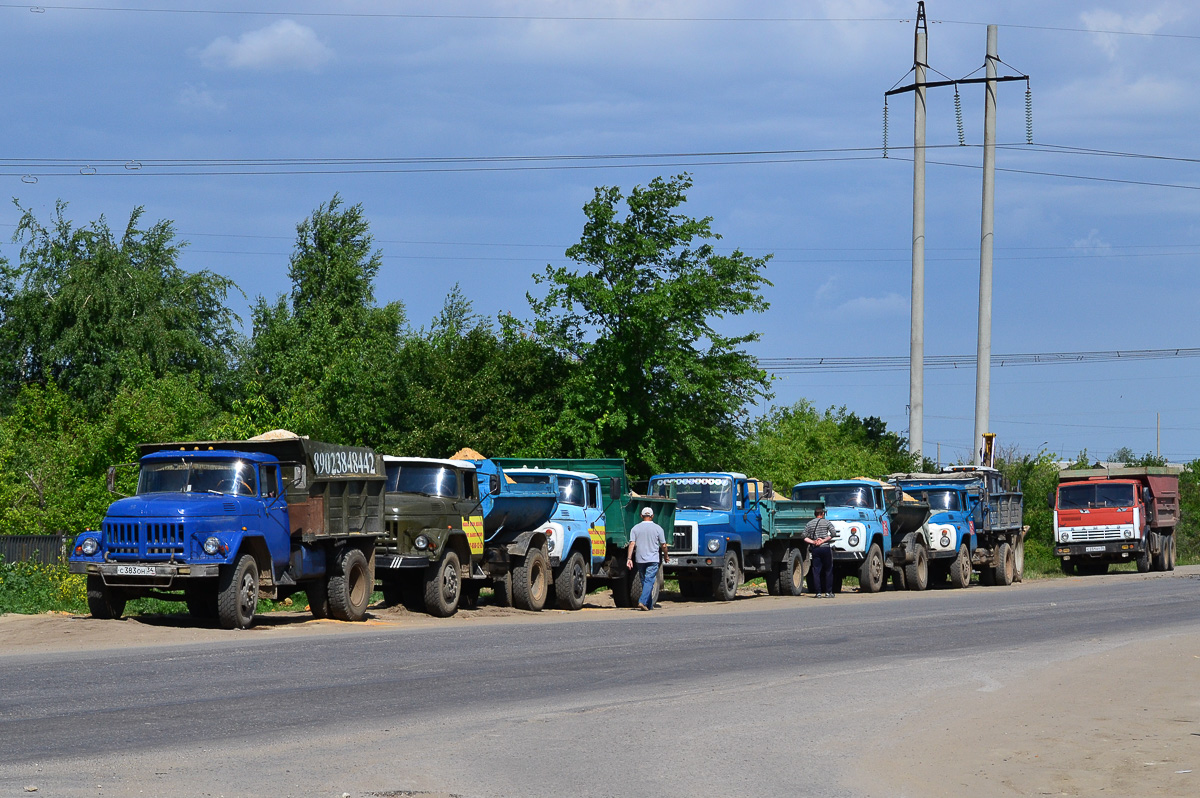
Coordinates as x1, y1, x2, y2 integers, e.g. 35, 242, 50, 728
811, 545, 833, 593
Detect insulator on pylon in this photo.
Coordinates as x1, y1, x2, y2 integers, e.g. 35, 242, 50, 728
1025, 81, 1033, 144
954, 86, 965, 146
882, 100, 889, 158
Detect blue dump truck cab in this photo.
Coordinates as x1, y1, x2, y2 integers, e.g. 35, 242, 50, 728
792, 479, 898, 593
650, 472, 819, 601
69, 434, 384, 628
888, 476, 975, 591
506, 468, 607, 610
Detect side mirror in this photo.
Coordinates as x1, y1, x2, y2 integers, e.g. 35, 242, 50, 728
1142, 487, 1151, 505
1046, 490, 1055, 510
609, 477, 620, 500
763, 481, 773, 499
489, 473, 501, 495
106, 466, 117, 494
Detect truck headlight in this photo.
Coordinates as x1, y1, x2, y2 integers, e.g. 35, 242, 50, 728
546, 537, 556, 552
707, 538, 721, 552
940, 535, 951, 548
848, 534, 860, 547
203, 537, 221, 555
80, 537, 99, 555
1124, 528, 1133, 539
1062, 532, 1069, 542
414, 535, 431, 550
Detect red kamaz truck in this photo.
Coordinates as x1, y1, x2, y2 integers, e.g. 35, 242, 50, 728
1051, 466, 1180, 575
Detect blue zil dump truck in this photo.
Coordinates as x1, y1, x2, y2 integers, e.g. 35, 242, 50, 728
492, 458, 678, 607
649, 472, 820, 601
889, 466, 1025, 589
791, 478, 928, 593
69, 433, 385, 629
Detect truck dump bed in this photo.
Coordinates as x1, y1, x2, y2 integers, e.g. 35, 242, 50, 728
1058, 466, 1181, 529
466, 459, 559, 535
765, 499, 822, 537
891, 467, 1023, 535
138, 436, 385, 539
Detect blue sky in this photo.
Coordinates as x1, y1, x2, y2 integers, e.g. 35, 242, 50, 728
2, 1, 1199, 463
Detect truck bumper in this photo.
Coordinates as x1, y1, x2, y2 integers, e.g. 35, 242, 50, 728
1055, 541, 1140, 559
375, 553, 433, 571
832, 550, 865, 562
69, 561, 220, 587
664, 555, 717, 570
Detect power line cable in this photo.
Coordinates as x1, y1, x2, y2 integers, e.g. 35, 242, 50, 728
759, 348, 1200, 374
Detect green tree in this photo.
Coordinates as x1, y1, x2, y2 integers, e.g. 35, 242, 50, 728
530, 174, 771, 477
244, 194, 405, 443
738, 400, 916, 490
0, 200, 240, 409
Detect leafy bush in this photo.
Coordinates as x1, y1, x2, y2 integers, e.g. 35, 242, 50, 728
0, 556, 88, 614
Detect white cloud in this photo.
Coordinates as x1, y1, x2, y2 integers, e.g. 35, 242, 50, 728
200, 20, 333, 71
177, 84, 225, 113
1073, 229, 1112, 255
836, 293, 908, 316
1080, 7, 1179, 58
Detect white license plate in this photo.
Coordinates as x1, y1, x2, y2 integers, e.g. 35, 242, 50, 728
115, 565, 157, 576
665, 557, 680, 566
1085, 546, 1105, 553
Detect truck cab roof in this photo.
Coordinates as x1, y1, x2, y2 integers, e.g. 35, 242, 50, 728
507, 467, 599, 481
383, 456, 476, 470
141, 449, 279, 464
651, 472, 748, 480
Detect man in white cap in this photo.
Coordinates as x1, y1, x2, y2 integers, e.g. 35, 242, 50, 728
626, 506, 668, 610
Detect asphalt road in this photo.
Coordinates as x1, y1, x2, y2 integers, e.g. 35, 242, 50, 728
2, 570, 1198, 798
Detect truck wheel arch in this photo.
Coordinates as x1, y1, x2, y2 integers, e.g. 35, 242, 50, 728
236, 537, 272, 583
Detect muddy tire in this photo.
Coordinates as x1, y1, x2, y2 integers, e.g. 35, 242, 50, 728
306, 576, 331, 618
1013, 537, 1025, 583
712, 551, 741, 601
513, 546, 550, 611
1137, 539, 1152, 573
329, 548, 373, 621
774, 547, 807, 597
892, 567, 907, 590
904, 544, 928, 591
555, 551, 588, 610
86, 575, 127, 620
184, 584, 217, 620
949, 544, 971, 589
858, 542, 885, 593
610, 573, 633, 608
994, 542, 1015, 586
1058, 558, 1074, 576
1168, 534, 1176, 571
217, 554, 259, 630
422, 550, 461, 617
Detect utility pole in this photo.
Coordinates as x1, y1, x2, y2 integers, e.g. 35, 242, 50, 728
972, 25, 998, 465
909, 3, 928, 460
1157, 413, 1161, 459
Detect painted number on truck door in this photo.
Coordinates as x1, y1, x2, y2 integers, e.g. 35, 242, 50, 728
462, 515, 485, 555
589, 525, 606, 558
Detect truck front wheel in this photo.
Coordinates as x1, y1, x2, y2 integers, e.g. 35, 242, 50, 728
713, 551, 741, 601
554, 551, 588, 611
423, 550, 462, 617
858, 543, 886, 593
330, 548, 373, 621
904, 545, 928, 591
86, 575, 127, 620
513, 547, 549, 611
217, 554, 259, 630
1137, 539, 1152, 573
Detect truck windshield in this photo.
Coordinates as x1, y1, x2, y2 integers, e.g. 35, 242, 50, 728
386, 464, 459, 498
557, 477, 585, 506
137, 459, 258, 496
1059, 483, 1134, 510
649, 477, 733, 511
917, 490, 960, 511
792, 485, 874, 508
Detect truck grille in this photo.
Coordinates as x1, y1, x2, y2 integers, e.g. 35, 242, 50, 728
104, 521, 185, 557
1064, 528, 1125, 542
670, 524, 696, 555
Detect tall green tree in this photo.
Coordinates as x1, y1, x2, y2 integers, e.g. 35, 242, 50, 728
529, 174, 771, 477
0, 201, 240, 409
244, 194, 405, 443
